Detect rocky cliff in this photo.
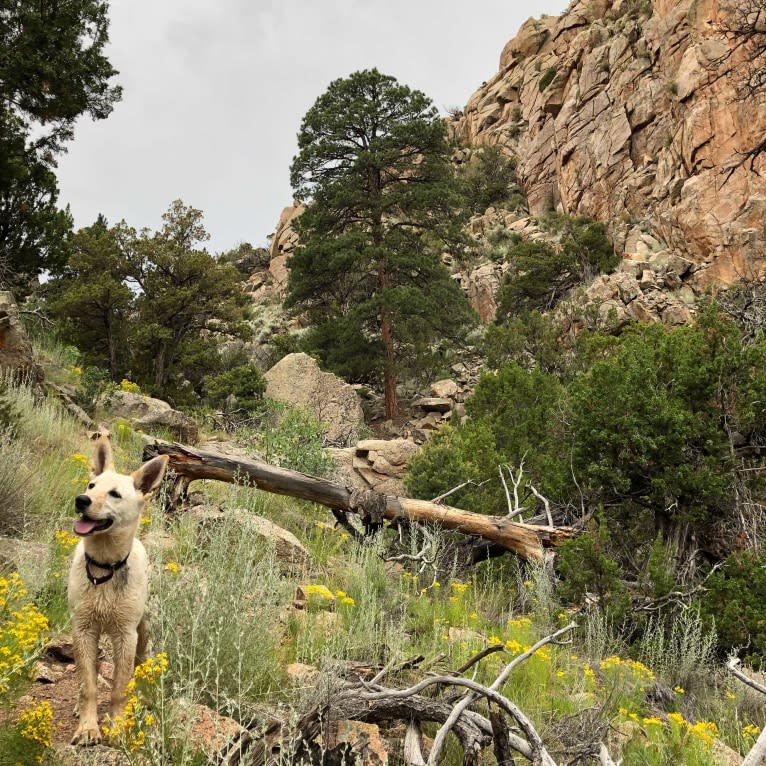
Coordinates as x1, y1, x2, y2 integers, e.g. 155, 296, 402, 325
451, 0, 766, 289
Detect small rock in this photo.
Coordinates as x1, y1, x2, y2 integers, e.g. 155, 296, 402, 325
412, 397, 452, 414
430, 379, 459, 399
34, 659, 66, 683
174, 699, 246, 757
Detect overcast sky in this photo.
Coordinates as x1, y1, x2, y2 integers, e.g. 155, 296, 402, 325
55, 0, 569, 255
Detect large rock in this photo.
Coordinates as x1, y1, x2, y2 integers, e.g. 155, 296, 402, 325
451, 0, 766, 289
264, 353, 365, 446
97, 389, 199, 443
0, 291, 43, 384
331, 438, 420, 496
191, 507, 310, 570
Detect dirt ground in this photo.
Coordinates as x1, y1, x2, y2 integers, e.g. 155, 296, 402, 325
2, 636, 115, 749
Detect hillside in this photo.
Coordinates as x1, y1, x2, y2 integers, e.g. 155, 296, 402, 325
4, 1, 766, 765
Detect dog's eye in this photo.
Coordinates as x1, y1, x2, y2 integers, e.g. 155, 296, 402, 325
88, 483, 95, 489
108, 489, 122, 499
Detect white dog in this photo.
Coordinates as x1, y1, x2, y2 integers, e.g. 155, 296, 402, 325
67, 434, 168, 745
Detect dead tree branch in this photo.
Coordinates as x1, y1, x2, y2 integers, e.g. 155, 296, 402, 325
727, 656, 766, 766
143, 439, 575, 562
428, 621, 577, 765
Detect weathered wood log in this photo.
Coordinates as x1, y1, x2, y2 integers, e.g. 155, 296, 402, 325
143, 440, 575, 562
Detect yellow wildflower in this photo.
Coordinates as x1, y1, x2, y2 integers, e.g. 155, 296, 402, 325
54, 529, 79, 550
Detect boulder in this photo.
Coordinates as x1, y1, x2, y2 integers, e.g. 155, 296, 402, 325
191, 507, 310, 570
134, 407, 199, 444
264, 353, 365, 446
97, 390, 199, 443
412, 397, 452, 414
430, 379, 459, 399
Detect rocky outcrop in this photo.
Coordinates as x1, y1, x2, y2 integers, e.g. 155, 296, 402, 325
0, 291, 43, 384
96, 390, 199, 443
452, 0, 766, 290
267, 203, 304, 294
264, 353, 365, 446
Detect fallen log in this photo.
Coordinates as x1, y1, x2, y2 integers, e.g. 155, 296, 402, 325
143, 440, 575, 562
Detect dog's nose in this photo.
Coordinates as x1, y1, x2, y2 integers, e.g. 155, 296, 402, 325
75, 495, 92, 513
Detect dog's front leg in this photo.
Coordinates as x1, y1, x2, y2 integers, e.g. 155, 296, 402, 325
71, 627, 101, 745
109, 627, 138, 721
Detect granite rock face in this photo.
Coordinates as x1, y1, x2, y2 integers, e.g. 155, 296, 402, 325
450, 0, 766, 289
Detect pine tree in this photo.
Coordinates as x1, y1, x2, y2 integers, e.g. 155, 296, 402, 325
288, 69, 476, 419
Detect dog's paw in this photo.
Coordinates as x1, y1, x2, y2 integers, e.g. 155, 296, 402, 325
71, 721, 101, 746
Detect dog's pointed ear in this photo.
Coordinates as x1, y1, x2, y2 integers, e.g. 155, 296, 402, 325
132, 455, 169, 496
92, 435, 114, 476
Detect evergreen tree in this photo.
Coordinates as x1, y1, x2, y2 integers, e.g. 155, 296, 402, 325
288, 68, 475, 419
122, 201, 250, 399
0, 0, 121, 287
46, 215, 132, 379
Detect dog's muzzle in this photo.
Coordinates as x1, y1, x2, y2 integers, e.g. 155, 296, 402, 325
73, 494, 113, 536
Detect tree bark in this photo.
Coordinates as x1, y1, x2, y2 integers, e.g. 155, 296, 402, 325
142, 440, 575, 562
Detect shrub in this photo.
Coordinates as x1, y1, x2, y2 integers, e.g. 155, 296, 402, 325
539, 66, 557, 92
701, 550, 766, 666
459, 145, 519, 214
557, 515, 630, 621
496, 215, 617, 319
0, 380, 19, 435
406, 363, 567, 513
241, 401, 336, 477
203, 362, 266, 413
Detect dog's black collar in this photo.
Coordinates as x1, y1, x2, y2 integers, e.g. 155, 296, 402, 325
84, 551, 129, 586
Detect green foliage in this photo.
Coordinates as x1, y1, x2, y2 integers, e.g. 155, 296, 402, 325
497, 215, 617, 318
538, 66, 558, 92
643, 533, 678, 599
288, 68, 476, 417
567, 318, 740, 529
0, 0, 121, 288
406, 363, 566, 513
701, 550, 766, 666
242, 402, 336, 477
557, 515, 631, 620
44, 215, 132, 378
0, 115, 72, 293
203, 362, 266, 413
46, 202, 251, 404
459, 145, 519, 214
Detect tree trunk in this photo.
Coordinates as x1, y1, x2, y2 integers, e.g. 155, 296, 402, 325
381, 306, 399, 420
143, 440, 575, 562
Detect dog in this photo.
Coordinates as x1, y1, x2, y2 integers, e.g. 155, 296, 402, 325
67, 434, 168, 746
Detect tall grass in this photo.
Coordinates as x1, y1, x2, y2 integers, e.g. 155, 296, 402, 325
150, 511, 293, 722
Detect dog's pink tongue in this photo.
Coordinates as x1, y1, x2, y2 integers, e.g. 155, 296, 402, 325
74, 518, 98, 535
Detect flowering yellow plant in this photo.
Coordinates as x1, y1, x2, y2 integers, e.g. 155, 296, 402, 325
17, 700, 53, 763
0, 572, 49, 694
102, 653, 168, 751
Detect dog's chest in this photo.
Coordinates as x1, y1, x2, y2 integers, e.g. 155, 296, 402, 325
69, 553, 148, 629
